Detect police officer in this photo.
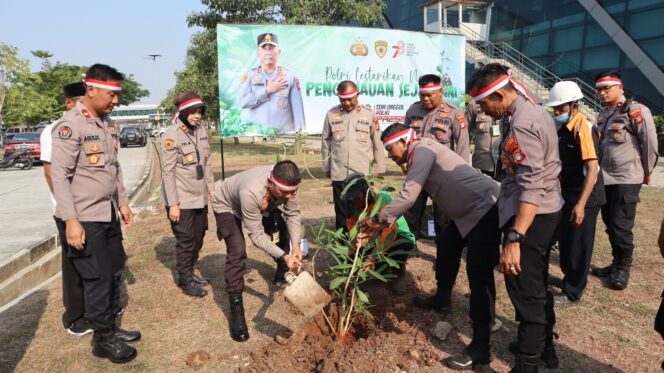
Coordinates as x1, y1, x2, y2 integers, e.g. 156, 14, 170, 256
403, 74, 469, 240
321, 80, 385, 231
543, 81, 605, 306
161, 92, 214, 298
211, 161, 304, 342
40, 82, 91, 336
51, 64, 140, 364
467, 63, 562, 372
590, 71, 659, 290
359, 123, 501, 370
238, 33, 306, 133
466, 100, 500, 178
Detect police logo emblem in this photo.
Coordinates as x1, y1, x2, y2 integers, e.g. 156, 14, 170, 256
164, 138, 175, 149
186, 154, 195, 162
240, 71, 248, 83
279, 89, 285, 95
108, 126, 116, 133
89, 144, 101, 152
513, 150, 526, 164
80, 109, 91, 119
277, 99, 284, 107
350, 38, 368, 56
375, 40, 388, 58
88, 154, 99, 165
58, 126, 72, 139
265, 33, 272, 43
479, 124, 486, 131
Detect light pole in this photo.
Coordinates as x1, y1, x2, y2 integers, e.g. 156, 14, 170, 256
144, 54, 162, 128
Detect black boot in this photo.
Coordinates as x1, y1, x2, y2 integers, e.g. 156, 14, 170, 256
273, 256, 289, 286
591, 263, 615, 277
92, 328, 137, 364
509, 351, 540, 373
178, 273, 208, 297
413, 289, 452, 315
192, 273, 209, 286
113, 325, 141, 343
542, 331, 559, 369
610, 267, 630, 290
228, 293, 250, 342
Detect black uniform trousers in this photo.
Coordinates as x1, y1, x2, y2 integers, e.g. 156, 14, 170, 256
332, 180, 349, 231
559, 190, 601, 301
436, 205, 500, 356
600, 184, 641, 269
404, 191, 449, 241
503, 212, 559, 356
68, 208, 126, 331
215, 209, 289, 294
169, 206, 208, 278
54, 216, 86, 328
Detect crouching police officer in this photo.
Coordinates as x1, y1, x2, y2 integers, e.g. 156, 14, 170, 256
161, 92, 214, 297
211, 161, 303, 342
359, 123, 501, 370
51, 64, 140, 364
591, 71, 659, 290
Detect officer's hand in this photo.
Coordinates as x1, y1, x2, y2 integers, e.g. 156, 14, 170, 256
266, 77, 288, 95
291, 244, 304, 262
284, 254, 302, 272
500, 241, 521, 275
169, 205, 181, 224
643, 175, 651, 185
65, 219, 86, 251
326, 171, 331, 178
570, 203, 585, 227
119, 205, 133, 229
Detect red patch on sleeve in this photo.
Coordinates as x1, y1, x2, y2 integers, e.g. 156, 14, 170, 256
629, 108, 643, 124
456, 114, 466, 128
295, 77, 301, 91
373, 116, 380, 131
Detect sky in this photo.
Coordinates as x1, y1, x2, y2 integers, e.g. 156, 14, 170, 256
0, 0, 207, 105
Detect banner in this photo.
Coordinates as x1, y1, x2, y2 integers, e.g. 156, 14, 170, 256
217, 24, 465, 137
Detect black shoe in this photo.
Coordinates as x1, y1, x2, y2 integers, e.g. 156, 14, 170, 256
192, 273, 209, 286
65, 318, 93, 337
228, 293, 250, 342
272, 257, 289, 286
509, 351, 540, 373
92, 329, 137, 364
610, 268, 630, 290
413, 294, 452, 315
114, 327, 141, 343
548, 276, 564, 289
178, 278, 208, 297
445, 348, 491, 370
553, 294, 579, 308
591, 264, 615, 277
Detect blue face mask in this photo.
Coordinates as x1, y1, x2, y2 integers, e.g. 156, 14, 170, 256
554, 112, 570, 125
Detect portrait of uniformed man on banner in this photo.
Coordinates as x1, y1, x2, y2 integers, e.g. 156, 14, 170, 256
238, 33, 306, 133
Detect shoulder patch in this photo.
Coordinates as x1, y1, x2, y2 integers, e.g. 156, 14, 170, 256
58, 126, 73, 140
295, 77, 300, 91
373, 116, 380, 131
164, 138, 175, 150
629, 108, 643, 124
240, 71, 248, 83
80, 108, 91, 120
456, 114, 466, 128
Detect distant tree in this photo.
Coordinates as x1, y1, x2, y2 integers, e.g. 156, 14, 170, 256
0, 43, 31, 127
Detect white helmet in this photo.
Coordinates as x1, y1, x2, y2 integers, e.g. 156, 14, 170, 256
544, 81, 584, 107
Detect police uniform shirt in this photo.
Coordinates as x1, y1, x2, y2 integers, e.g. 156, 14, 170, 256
238, 65, 306, 132
379, 138, 500, 237
466, 101, 500, 172
597, 95, 659, 185
211, 165, 301, 258
321, 104, 386, 181
161, 118, 214, 209
404, 100, 470, 162
498, 95, 563, 227
51, 101, 128, 222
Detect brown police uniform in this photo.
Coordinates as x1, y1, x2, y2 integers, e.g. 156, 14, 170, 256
211, 166, 302, 294
321, 103, 385, 230
597, 95, 659, 275
161, 118, 214, 282
51, 100, 128, 331
466, 101, 500, 176
379, 137, 500, 357
498, 94, 563, 357
403, 100, 469, 240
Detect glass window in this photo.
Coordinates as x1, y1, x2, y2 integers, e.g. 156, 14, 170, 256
552, 26, 583, 52
628, 0, 664, 11
584, 22, 612, 47
582, 46, 620, 70
523, 33, 549, 56
426, 7, 439, 24
627, 8, 664, 39
552, 13, 585, 28
638, 36, 664, 65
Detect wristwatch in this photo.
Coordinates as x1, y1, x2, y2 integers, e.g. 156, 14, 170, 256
507, 228, 526, 245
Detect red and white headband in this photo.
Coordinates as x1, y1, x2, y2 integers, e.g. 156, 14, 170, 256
382, 128, 417, 147
178, 98, 203, 111
419, 83, 442, 93
82, 73, 122, 91
337, 89, 358, 99
269, 170, 299, 192
470, 69, 537, 104
595, 77, 622, 88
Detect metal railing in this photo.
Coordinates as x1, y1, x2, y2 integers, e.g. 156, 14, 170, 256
445, 23, 603, 119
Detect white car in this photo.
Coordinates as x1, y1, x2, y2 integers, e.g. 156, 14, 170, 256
154, 126, 168, 137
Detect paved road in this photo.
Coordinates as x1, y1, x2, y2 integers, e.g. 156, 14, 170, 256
0, 145, 149, 263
